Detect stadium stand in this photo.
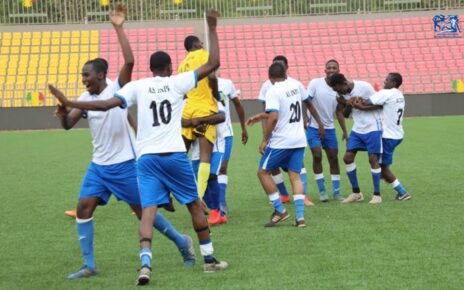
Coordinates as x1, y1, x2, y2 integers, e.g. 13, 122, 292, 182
0, 26, 192, 107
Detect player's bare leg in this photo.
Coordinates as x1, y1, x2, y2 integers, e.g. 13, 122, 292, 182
326, 148, 342, 200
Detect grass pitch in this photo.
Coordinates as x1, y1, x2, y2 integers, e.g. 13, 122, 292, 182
1, 116, 463, 290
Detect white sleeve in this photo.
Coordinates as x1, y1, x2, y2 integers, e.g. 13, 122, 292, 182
114, 81, 137, 108
258, 82, 268, 103
172, 71, 198, 97
217, 101, 226, 113
229, 81, 240, 99
369, 90, 388, 105
363, 82, 376, 98
265, 88, 279, 112
298, 81, 309, 101
77, 92, 88, 101
307, 79, 316, 99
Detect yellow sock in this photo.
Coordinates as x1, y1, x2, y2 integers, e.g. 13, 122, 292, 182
197, 162, 211, 199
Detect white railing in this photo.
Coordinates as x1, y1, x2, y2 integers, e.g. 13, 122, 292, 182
1, 0, 463, 25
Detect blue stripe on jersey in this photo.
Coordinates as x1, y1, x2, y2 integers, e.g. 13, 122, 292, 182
114, 94, 127, 109
265, 109, 278, 113
258, 99, 266, 103
193, 71, 199, 88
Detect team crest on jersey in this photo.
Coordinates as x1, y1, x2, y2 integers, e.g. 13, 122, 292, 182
433, 15, 461, 38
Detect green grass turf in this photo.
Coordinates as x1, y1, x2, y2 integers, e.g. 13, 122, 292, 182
1, 116, 464, 290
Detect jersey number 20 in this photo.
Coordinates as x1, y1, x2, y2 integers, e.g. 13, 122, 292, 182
289, 101, 301, 123
150, 100, 172, 126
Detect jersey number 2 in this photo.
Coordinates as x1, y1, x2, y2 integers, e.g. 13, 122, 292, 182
289, 101, 301, 123
150, 100, 172, 126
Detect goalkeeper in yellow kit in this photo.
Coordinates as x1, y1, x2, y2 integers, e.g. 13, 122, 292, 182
178, 35, 219, 200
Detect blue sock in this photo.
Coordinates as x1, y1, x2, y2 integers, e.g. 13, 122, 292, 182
153, 212, 186, 249
76, 217, 95, 269
391, 179, 407, 195
346, 163, 360, 192
205, 177, 220, 210
371, 168, 381, 194
294, 196, 305, 220
268, 192, 285, 213
218, 174, 228, 211
314, 173, 326, 194
331, 175, 341, 195
139, 248, 152, 268
300, 168, 309, 196
199, 239, 214, 263
272, 173, 289, 196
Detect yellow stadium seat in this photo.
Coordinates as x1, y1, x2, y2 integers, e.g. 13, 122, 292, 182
48, 75, 57, 82
3, 32, 11, 38
61, 38, 70, 45
4, 92, 12, 100
71, 31, 80, 37
3, 100, 11, 107
11, 38, 21, 46
1, 47, 9, 54
37, 75, 47, 83
31, 46, 40, 54
12, 32, 21, 39
32, 31, 41, 38
71, 37, 80, 45
41, 38, 50, 45
62, 31, 71, 38
10, 47, 19, 54
81, 30, 90, 38
22, 38, 31, 46
14, 100, 22, 107
0, 76, 4, 83
80, 38, 90, 45
7, 68, 17, 75
59, 66, 68, 74
22, 32, 31, 39
70, 45, 80, 53
51, 38, 60, 45
52, 31, 61, 38
1, 38, 11, 46
27, 75, 37, 84
61, 46, 70, 53
48, 67, 58, 75
7, 76, 16, 83
31, 38, 41, 45
58, 75, 68, 83
90, 45, 99, 53
41, 46, 50, 53
42, 31, 50, 38
20, 46, 30, 54
68, 74, 78, 83
80, 45, 89, 52
50, 46, 60, 53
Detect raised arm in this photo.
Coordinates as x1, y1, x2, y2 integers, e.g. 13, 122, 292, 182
232, 98, 248, 144
49, 84, 123, 111
196, 9, 220, 80
303, 99, 325, 140
110, 3, 134, 87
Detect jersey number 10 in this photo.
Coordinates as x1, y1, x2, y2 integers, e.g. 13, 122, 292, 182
150, 100, 172, 127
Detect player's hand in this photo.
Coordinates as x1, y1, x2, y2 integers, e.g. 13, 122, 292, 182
318, 125, 325, 140
342, 131, 348, 142
54, 104, 68, 118
206, 9, 219, 28
109, 3, 127, 27
191, 118, 201, 128
246, 114, 261, 126
49, 84, 69, 106
241, 128, 248, 145
259, 139, 268, 155
195, 123, 207, 134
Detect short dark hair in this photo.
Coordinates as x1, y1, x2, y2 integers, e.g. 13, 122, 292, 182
328, 73, 347, 87
272, 55, 288, 67
326, 59, 339, 67
268, 62, 286, 79
184, 35, 200, 51
85, 58, 108, 75
150, 51, 171, 72
389, 72, 403, 88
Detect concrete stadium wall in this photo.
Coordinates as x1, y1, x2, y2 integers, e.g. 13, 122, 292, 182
1, 93, 463, 130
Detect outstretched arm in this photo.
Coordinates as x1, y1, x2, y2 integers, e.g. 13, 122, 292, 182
49, 85, 123, 111
304, 99, 325, 140
110, 3, 134, 87
246, 112, 268, 126
196, 9, 220, 80
232, 98, 248, 144
54, 104, 82, 130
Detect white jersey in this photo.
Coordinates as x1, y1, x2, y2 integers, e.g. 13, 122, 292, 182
258, 76, 298, 103
190, 101, 226, 160
78, 79, 136, 165
218, 77, 240, 137
265, 78, 308, 149
343, 81, 382, 134
116, 71, 197, 157
369, 88, 405, 140
307, 77, 338, 129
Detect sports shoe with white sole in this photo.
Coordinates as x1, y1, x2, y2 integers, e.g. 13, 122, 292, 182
67, 266, 98, 280
136, 266, 151, 286
294, 218, 306, 228
264, 210, 290, 227
179, 234, 196, 267
203, 258, 229, 273
319, 192, 329, 202
369, 195, 382, 204
396, 192, 411, 201
342, 193, 364, 203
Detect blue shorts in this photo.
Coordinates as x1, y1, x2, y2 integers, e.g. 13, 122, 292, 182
79, 159, 140, 206
347, 131, 383, 154
380, 138, 402, 166
191, 151, 223, 176
137, 153, 198, 208
259, 147, 305, 173
306, 127, 338, 150
223, 136, 233, 161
